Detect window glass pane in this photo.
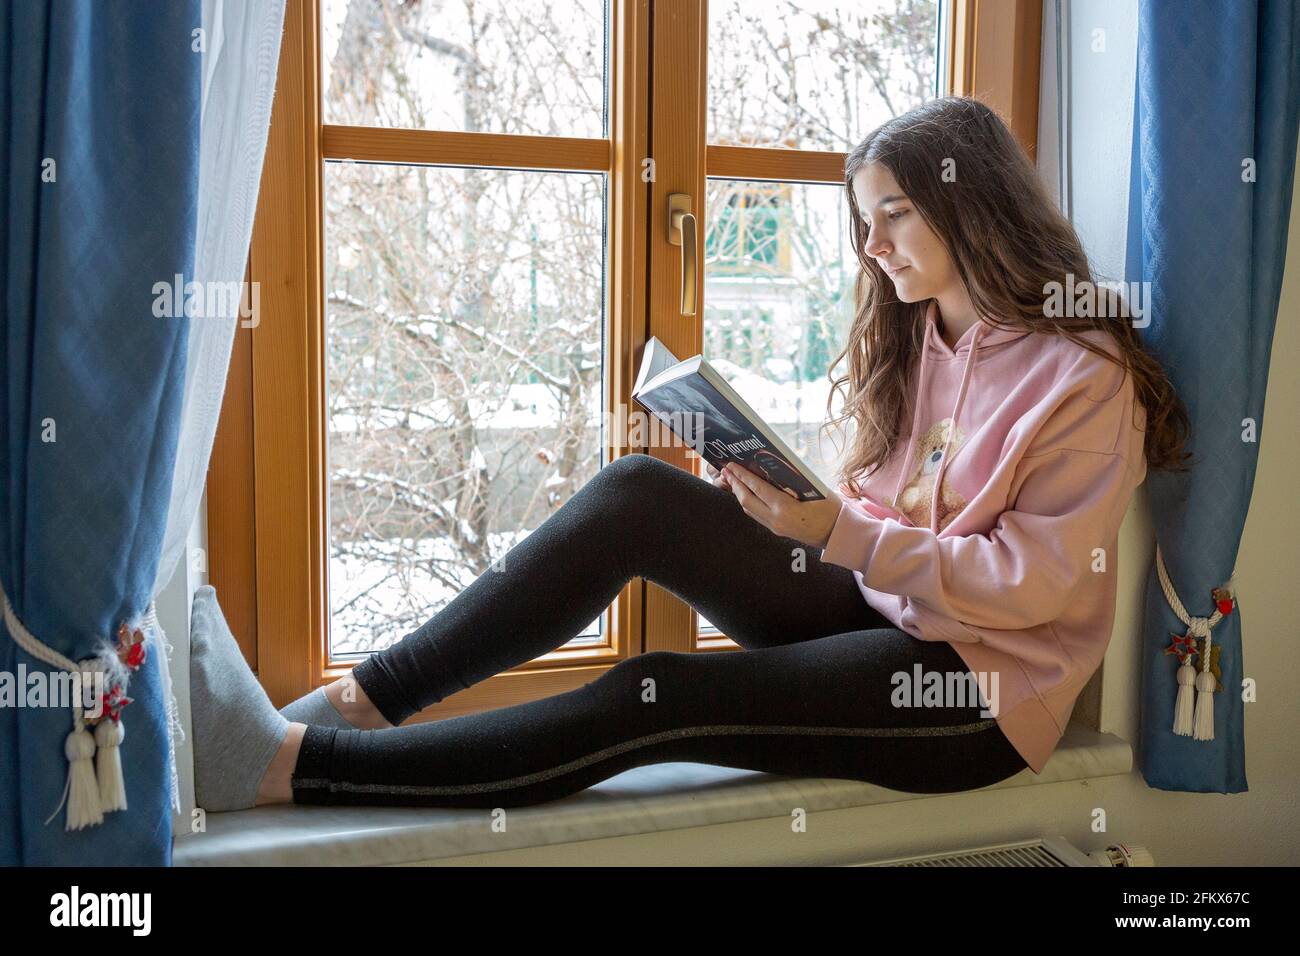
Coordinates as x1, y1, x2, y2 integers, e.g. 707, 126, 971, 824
322, 0, 609, 137
696, 180, 855, 634
707, 0, 939, 150
700, 1, 939, 636
324, 161, 606, 657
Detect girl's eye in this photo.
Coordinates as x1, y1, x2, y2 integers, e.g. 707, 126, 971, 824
861, 209, 907, 229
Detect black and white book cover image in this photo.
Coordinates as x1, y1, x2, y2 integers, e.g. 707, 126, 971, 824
630, 336, 833, 502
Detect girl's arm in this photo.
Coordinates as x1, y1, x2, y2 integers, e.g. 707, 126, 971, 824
820, 445, 1144, 631
821, 354, 1149, 633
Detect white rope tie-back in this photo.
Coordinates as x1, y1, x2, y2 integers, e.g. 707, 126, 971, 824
1155, 544, 1231, 742
1, 576, 180, 831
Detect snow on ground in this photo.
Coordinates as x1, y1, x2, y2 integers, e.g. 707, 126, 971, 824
329, 373, 847, 654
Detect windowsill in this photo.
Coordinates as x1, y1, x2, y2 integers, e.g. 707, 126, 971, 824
172, 722, 1131, 866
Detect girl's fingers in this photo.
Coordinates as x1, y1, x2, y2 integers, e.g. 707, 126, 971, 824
726, 463, 780, 510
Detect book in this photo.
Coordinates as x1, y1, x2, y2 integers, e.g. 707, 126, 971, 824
630, 336, 833, 501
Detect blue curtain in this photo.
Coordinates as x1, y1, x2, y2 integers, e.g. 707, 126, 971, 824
1126, 0, 1300, 792
1, 1, 200, 863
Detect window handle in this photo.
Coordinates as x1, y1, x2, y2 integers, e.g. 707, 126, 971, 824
668, 193, 697, 316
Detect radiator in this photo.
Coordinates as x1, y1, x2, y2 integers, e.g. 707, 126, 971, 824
846, 837, 1155, 867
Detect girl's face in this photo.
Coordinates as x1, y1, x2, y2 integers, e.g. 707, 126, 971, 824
851, 162, 957, 303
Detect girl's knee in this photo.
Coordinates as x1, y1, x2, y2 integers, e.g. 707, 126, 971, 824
599, 452, 719, 510
589, 453, 695, 517
600, 452, 672, 487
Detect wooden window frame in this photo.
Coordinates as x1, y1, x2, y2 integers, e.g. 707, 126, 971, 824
210, 0, 1043, 721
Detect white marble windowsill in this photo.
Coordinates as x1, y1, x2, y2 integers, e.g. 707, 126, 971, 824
172, 723, 1132, 866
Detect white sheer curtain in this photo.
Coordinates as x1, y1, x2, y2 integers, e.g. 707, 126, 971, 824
151, 0, 287, 818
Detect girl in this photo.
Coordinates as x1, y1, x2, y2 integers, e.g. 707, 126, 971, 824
190, 96, 1187, 812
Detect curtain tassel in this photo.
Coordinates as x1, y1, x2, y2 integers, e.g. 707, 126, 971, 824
1173, 658, 1197, 736
2, 578, 147, 831
95, 718, 128, 812
1156, 545, 1232, 743
62, 719, 105, 831
1192, 645, 1218, 742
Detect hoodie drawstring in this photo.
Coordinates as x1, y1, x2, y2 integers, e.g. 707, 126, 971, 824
928, 322, 984, 532
890, 314, 934, 510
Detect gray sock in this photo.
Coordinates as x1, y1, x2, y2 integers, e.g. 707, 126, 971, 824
279, 686, 356, 730
190, 585, 290, 812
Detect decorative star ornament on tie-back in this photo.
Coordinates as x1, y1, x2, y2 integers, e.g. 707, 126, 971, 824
1163, 630, 1198, 664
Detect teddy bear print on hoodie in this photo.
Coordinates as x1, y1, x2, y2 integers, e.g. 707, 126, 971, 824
894, 417, 968, 531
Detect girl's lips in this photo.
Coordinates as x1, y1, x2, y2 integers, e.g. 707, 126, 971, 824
885, 265, 909, 277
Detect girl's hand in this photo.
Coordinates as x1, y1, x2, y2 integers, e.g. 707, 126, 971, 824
723, 463, 844, 549
703, 460, 732, 490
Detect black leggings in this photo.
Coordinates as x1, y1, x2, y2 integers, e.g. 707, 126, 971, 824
291, 453, 1028, 807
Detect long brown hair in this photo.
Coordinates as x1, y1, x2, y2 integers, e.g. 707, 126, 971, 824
824, 96, 1189, 496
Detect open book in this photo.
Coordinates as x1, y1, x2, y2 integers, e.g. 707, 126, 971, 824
630, 336, 833, 501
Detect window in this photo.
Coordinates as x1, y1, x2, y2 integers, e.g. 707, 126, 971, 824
706, 184, 791, 275
210, 0, 1042, 717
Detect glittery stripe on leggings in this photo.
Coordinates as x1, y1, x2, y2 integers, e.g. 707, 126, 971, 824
292, 718, 1006, 798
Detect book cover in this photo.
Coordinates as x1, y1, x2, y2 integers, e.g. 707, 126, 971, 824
631, 338, 831, 502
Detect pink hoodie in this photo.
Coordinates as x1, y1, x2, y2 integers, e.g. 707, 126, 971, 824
819, 298, 1147, 773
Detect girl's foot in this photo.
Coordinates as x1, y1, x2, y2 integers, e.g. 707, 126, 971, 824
278, 676, 393, 730
255, 721, 307, 806
190, 585, 295, 812
324, 676, 394, 729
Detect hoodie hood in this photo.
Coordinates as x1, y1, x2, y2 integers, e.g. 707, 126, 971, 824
889, 299, 1031, 528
